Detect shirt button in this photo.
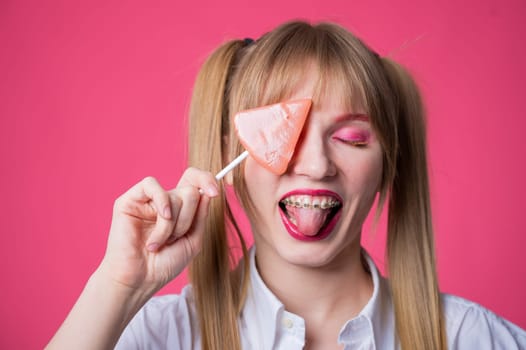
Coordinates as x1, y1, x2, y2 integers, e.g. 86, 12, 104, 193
282, 318, 294, 329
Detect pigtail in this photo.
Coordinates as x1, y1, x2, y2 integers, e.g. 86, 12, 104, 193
382, 58, 447, 350
188, 40, 250, 350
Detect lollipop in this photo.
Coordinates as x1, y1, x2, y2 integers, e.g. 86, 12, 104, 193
214, 99, 312, 179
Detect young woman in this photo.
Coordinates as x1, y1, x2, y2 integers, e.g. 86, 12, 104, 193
48, 21, 525, 349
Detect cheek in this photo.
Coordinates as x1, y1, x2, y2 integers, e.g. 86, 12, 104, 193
243, 158, 278, 208
244, 158, 269, 188
339, 149, 383, 193
243, 159, 261, 203
242, 159, 283, 236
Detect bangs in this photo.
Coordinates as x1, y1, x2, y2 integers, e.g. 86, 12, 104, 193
245, 24, 369, 116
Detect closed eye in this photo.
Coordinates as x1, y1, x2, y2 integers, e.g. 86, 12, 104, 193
332, 128, 370, 147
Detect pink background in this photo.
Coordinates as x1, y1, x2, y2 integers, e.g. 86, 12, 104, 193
1, 0, 525, 347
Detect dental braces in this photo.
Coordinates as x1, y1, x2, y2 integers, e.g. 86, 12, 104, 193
281, 198, 340, 209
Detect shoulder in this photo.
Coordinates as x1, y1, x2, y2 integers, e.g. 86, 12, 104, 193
138, 285, 196, 320
115, 285, 200, 349
442, 293, 526, 349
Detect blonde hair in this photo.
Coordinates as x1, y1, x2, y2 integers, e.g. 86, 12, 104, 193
188, 21, 446, 350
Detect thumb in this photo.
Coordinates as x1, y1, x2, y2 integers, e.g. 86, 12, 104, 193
163, 194, 212, 264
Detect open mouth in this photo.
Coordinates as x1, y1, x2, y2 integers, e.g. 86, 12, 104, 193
278, 191, 343, 241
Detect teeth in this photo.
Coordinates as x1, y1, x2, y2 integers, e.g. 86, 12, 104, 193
281, 195, 341, 209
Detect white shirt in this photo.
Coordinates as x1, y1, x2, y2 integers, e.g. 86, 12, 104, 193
116, 249, 526, 349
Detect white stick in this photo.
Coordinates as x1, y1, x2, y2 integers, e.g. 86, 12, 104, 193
215, 150, 249, 180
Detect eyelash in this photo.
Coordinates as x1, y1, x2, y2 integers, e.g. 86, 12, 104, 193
343, 139, 368, 147
332, 132, 370, 147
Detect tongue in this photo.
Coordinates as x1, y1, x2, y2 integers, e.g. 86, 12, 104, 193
286, 206, 330, 236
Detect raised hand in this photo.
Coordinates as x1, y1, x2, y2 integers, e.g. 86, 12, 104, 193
99, 168, 219, 295
47, 168, 218, 349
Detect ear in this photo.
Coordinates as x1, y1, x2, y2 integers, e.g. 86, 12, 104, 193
222, 135, 234, 185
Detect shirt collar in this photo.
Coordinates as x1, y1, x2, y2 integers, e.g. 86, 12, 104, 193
338, 253, 396, 348
241, 248, 395, 350
240, 248, 284, 349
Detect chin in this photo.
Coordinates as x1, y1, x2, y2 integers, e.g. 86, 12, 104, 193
272, 231, 359, 269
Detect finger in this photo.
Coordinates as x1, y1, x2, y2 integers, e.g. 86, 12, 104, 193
145, 195, 181, 252
120, 176, 173, 220
177, 167, 219, 197
165, 194, 211, 262
146, 168, 218, 252
121, 177, 176, 252
171, 186, 201, 237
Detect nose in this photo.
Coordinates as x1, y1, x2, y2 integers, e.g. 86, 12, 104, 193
289, 123, 337, 179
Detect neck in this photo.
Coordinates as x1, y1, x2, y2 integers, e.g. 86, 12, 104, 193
254, 239, 373, 327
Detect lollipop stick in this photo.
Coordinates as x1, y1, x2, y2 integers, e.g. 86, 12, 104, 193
215, 150, 249, 180
198, 151, 248, 195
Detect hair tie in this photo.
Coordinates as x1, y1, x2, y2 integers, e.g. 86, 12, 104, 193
243, 38, 255, 46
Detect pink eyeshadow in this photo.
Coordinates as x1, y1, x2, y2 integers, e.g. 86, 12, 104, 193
333, 128, 370, 143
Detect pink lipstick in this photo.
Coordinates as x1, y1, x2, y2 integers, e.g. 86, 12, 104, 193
279, 189, 342, 241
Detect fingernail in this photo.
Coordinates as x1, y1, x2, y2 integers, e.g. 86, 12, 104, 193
206, 186, 218, 197
147, 243, 160, 252
163, 205, 172, 219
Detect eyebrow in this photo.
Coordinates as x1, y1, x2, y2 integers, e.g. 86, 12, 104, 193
334, 113, 370, 123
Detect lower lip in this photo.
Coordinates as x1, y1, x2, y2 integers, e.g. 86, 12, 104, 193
279, 207, 342, 242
